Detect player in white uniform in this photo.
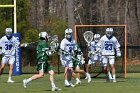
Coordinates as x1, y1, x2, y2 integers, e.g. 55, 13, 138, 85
0, 28, 20, 83
85, 34, 101, 82
60, 28, 76, 87
97, 28, 121, 82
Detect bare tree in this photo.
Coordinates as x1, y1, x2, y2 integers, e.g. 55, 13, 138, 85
66, 0, 75, 31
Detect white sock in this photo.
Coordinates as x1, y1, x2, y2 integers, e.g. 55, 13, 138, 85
108, 72, 112, 79
26, 78, 32, 83
65, 80, 68, 83
112, 74, 116, 80
86, 73, 89, 77
8, 76, 12, 80
76, 78, 80, 82
51, 82, 56, 88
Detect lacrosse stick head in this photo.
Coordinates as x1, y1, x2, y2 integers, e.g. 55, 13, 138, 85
49, 35, 59, 52
52, 35, 58, 42
83, 31, 94, 44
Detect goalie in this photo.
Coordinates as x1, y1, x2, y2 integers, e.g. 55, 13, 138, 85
85, 34, 102, 82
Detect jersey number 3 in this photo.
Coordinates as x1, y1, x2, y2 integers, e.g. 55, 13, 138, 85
5, 44, 12, 50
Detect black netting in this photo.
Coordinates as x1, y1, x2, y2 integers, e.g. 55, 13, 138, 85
75, 26, 125, 78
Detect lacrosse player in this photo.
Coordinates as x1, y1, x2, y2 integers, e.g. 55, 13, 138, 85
97, 28, 121, 82
60, 28, 76, 87
85, 34, 101, 82
0, 28, 20, 83
72, 44, 91, 84
23, 32, 61, 91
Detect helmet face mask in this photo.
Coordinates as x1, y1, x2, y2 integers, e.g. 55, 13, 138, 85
5, 28, 13, 39
65, 33, 72, 39
94, 34, 100, 42
106, 28, 113, 38
65, 28, 73, 40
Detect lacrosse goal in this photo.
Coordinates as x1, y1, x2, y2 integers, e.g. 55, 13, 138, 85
74, 25, 127, 78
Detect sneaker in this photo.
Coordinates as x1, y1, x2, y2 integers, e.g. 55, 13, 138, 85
7, 79, 15, 83
23, 79, 28, 88
113, 79, 117, 83
75, 80, 81, 85
52, 87, 61, 91
70, 83, 76, 87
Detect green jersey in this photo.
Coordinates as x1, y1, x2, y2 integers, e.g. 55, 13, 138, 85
36, 40, 49, 64
73, 44, 82, 69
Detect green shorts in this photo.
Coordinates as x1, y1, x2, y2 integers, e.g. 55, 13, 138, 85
73, 59, 79, 70
37, 62, 51, 72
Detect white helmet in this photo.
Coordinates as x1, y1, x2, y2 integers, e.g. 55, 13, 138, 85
5, 28, 12, 35
65, 28, 73, 39
106, 28, 113, 37
94, 34, 100, 42
39, 32, 48, 39
5, 28, 13, 39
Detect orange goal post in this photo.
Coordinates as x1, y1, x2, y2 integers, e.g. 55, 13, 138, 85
74, 25, 127, 78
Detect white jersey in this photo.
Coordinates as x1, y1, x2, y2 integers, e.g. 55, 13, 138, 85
60, 38, 76, 67
98, 35, 120, 56
88, 41, 101, 56
88, 41, 101, 65
60, 38, 76, 53
0, 35, 20, 56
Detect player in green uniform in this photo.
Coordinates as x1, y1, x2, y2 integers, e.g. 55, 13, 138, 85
23, 32, 61, 91
72, 44, 91, 84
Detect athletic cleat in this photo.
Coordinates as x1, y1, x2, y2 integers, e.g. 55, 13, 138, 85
64, 81, 71, 87
7, 79, 15, 83
109, 77, 113, 80
75, 80, 81, 85
113, 79, 117, 83
23, 79, 28, 88
52, 87, 61, 91
70, 83, 76, 87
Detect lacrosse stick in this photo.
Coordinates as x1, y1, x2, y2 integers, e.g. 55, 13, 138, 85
49, 35, 59, 53
83, 31, 94, 44
59, 49, 84, 64
20, 40, 39, 48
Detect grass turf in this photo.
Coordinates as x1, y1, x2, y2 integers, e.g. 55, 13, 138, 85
0, 73, 140, 93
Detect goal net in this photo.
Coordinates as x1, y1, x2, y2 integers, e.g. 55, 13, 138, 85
74, 25, 127, 78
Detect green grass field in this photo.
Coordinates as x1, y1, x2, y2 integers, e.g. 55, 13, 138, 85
0, 73, 140, 93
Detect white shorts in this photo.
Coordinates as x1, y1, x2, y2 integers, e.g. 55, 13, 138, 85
1, 56, 15, 65
88, 55, 101, 65
101, 56, 115, 67
60, 55, 73, 67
